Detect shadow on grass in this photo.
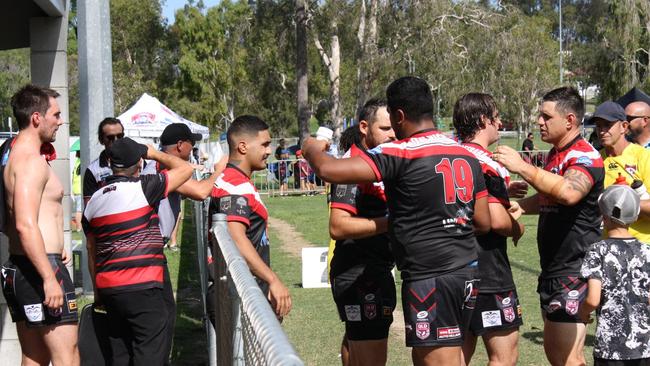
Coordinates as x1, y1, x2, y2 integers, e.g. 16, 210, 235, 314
170, 209, 208, 366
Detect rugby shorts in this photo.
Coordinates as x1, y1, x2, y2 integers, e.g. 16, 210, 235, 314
468, 289, 523, 336
402, 262, 478, 347
331, 268, 396, 341
537, 276, 587, 323
1, 254, 78, 327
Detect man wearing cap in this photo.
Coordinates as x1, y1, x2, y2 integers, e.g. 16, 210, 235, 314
83, 117, 124, 204
142, 123, 225, 249
594, 100, 650, 244
494, 87, 604, 365
83, 137, 193, 365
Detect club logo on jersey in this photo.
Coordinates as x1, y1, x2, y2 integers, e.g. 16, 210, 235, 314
417, 311, 429, 320
364, 293, 375, 302
336, 185, 346, 198
220, 197, 231, 211
625, 164, 638, 176
416, 321, 430, 340
502, 307, 516, 323
364, 303, 377, 320
24, 304, 43, 322
567, 290, 579, 299
481, 311, 501, 327
437, 326, 461, 340
566, 300, 579, 315
235, 197, 247, 215
501, 297, 511, 306
345, 305, 361, 321
548, 300, 561, 313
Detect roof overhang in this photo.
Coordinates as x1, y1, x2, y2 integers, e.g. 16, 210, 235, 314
0, 0, 66, 51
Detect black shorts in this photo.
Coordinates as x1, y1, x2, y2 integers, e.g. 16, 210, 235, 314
537, 276, 587, 323
468, 289, 523, 336
331, 268, 396, 341
594, 358, 650, 366
0, 254, 78, 327
402, 263, 478, 347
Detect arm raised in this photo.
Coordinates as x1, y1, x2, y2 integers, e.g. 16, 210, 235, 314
302, 138, 376, 184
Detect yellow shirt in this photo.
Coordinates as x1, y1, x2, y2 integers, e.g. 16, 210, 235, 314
602, 143, 650, 244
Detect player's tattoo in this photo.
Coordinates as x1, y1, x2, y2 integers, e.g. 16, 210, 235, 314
564, 168, 593, 197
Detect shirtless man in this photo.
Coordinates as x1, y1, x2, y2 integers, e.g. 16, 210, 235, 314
0, 85, 79, 365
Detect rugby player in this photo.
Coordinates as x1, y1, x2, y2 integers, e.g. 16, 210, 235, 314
494, 87, 604, 365
304, 76, 491, 365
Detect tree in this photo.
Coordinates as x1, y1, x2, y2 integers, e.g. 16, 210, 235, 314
296, 0, 311, 142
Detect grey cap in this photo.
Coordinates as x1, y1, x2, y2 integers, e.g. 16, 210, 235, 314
598, 184, 640, 225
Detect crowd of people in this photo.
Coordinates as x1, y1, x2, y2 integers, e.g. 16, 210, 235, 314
2, 77, 650, 366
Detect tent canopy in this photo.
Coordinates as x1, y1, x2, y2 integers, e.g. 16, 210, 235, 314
117, 93, 210, 140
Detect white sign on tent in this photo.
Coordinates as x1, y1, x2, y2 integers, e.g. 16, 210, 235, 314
117, 93, 210, 141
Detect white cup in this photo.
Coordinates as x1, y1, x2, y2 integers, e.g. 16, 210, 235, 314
316, 126, 333, 141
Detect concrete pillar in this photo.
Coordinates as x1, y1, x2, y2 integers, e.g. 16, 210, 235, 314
78, 0, 114, 294
0, 4, 70, 364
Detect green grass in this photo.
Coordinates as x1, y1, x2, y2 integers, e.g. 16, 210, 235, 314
265, 196, 597, 365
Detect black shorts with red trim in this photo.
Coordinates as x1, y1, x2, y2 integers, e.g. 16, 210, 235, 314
537, 276, 587, 323
468, 289, 523, 336
402, 262, 478, 347
331, 268, 396, 341
1, 254, 78, 327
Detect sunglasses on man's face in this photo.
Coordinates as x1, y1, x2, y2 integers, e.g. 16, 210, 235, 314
626, 115, 648, 123
104, 133, 125, 142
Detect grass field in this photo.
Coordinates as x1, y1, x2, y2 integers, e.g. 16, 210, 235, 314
265, 195, 597, 365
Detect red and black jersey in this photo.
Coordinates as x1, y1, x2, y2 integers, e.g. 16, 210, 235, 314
359, 129, 487, 281
462, 143, 515, 292
82, 173, 169, 294
538, 136, 604, 278
209, 164, 269, 287
329, 144, 393, 278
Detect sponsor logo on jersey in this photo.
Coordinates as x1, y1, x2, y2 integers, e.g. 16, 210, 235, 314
503, 307, 516, 323
437, 326, 461, 340
220, 197, 231, 211
501, 297, 511, 306
576, 156, 593, 167
235, 197, 247, 215
383, 306, 392, 317
416, 321, 430, 340
517, 305, 523, 317
24, 304, 43, 322
336, 185, 346, 198
481, 310, 502, 327
345, 305, 361, 322
463, 280, 478, 309
625, 164, 637, 176
566, 299, 579, 315
364, 304, 377, 320
417, 311, 428, 319
567, 290, 579, 299
364, 293, 375, 302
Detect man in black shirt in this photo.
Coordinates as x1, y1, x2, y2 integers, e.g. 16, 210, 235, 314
453, 93, 526, 366
329, 98, 395, 366
304, 77, 491, 365
494, 87, 604, 366
521, 133, 535, 164
83, 117, 124, 203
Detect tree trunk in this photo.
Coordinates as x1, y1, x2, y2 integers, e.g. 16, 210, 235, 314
314, 19, 342, 139
296, 0, 310, 144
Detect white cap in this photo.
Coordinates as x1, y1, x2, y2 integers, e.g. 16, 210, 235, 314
598, 184, 641, 225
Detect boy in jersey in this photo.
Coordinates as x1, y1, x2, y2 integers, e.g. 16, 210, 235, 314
494, 87, 604, 365
593, 101, 650, 243
304, 76, 491, 366
329, 98, 396, 366
452, 93, 526, 366
83, 117, 124, 203
0, 84, 79, 365
210, 115, 292, 318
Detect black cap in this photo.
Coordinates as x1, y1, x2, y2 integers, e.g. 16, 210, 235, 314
616, 87, 650, 108
108, 137, 147, 168
160, 123, 202, 146
592, 101, 626, 123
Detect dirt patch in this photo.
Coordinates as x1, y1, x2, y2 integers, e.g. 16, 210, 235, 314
268, 215, 406, 342
268, 216, 314, 257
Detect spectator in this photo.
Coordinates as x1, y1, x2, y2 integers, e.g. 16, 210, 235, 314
594, 101, 650, 244
494, 87, 604, 366
580, 184, 650, 365
304, 76, 490, 365
275, 138, 290, 196
296, 150, 315, 195
521, 132, 535, 164
453, 93, 526, 366
83, 138, 193, 365
625, 101, 650, 148
82, 117, 124, 203
210, 115, 292, 318
0, 84, 79, 366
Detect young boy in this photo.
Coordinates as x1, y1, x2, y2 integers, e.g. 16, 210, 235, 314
580, 184, 650, 366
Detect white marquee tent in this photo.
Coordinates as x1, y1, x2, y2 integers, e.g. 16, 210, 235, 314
117, 93, 210, 141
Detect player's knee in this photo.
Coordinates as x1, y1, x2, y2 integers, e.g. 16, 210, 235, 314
488, 349, 518, 366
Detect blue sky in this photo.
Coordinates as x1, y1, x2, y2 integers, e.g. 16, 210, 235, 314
162, 0, 222, 24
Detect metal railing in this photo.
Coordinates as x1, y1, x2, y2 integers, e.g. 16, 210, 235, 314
258, 159, 326, 197
210, 213, 304, 366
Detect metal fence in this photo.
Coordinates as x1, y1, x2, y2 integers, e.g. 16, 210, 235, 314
256, 159, 326, 197
210, 213, 304, 366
